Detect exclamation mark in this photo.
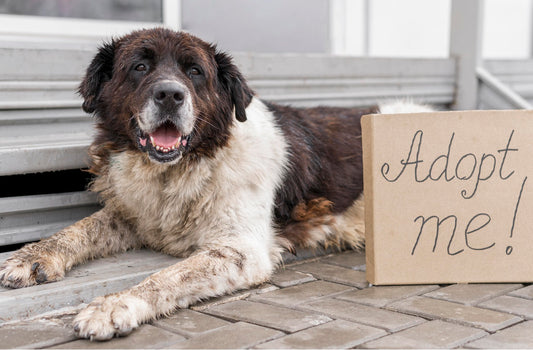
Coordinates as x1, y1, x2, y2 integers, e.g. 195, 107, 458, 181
507, 176, 527, 255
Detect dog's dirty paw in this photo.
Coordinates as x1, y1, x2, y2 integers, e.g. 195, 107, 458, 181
0, 249, 65, 288
73, 294, 152, 341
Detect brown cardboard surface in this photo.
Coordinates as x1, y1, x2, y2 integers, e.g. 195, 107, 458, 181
362, 110, 533, 285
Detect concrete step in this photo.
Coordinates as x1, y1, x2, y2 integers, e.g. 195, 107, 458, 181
0, 249, 181, 322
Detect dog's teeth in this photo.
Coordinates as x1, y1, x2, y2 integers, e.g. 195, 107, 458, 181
150, 136, 155, 145
155, 145, 160, 151
172, 145, 176, 150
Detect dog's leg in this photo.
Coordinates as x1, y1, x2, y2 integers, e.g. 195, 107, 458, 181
73, 243, 273, 340
0, 208, 141, 288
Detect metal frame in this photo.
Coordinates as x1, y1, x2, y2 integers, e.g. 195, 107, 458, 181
0, 0, 181, 43
329, 0, 369, 56
477, 67, 533, 109
449, 0, 533, 110
163, 0, 182, 30
449, 0, 484, 110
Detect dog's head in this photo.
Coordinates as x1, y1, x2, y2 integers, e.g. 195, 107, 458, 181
80, 28, 253, 165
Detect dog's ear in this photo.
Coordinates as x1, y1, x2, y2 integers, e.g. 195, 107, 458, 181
215, 51, 254, 122
79, 40, 116, 114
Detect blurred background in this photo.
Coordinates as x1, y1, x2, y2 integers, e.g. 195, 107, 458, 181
0, 0, 531, 58
1, 0, 533, 252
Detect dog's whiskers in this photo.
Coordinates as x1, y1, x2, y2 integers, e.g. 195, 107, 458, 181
195, 114, 221, 131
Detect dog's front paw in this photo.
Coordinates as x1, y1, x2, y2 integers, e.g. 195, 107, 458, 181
73, 293, 152, 341
0, 248, 65, 288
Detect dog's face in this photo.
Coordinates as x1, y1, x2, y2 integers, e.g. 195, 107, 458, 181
80, 28, 253, 164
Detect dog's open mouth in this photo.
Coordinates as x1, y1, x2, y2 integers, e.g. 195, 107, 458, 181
138, 121, 190, 163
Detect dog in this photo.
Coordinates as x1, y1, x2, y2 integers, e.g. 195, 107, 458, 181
0, 28, 429, 340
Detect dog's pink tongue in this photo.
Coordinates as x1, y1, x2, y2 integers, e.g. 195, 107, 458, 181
149, 124, 181, 148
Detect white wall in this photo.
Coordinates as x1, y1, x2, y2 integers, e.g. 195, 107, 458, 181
337, 0, 532, 59
483, 0, 532, 58
369, 0, 451, 58
182, 0, 331, 53
0, 0, 531, 59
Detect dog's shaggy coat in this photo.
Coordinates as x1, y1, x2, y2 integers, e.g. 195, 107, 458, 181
0, 28, 428, 340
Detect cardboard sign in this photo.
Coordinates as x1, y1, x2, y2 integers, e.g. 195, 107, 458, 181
362, 110, 533, 285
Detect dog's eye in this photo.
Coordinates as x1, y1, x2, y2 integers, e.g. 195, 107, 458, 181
189, 67, 202, 77
134, 63, 147, 72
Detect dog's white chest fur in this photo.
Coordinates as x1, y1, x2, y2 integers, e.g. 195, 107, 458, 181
106, 98, 289, 256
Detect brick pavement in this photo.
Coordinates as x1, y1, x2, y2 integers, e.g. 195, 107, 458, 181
1, 250, 533, 349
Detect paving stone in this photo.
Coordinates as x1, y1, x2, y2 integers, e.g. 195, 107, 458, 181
288, 261, 368, 288
253, 283, 279, 294
478, 295, 533, 319
190, 289, 252, 311
0, 320, 76, 349
388, 296, 522, 332
361, 320, 487, 349
509, 284, 533, 300
152, 309, 230, 337
424, 283, 522, 305
281, 246, 338, 264
269, 269, 316, 288
256, 319, 386, 349
302, 298, 424, 332
320, 251, 366, 270
466, 320, 533, 348
204, 300, 331, 333
167, 322, 284, 349
336, 285, 439, 307
5, 249, 533, 349
51, 324, 185, 349
190, 283, 277, 311
250, 280, 354, 306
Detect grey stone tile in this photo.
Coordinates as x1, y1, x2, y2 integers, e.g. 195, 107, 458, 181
466, 320, 533, 349
190, 283, 277, 311
361, 320, 487, 349
478, 295, 533, 319
152, 309, 230, 337
320, 251, 366, 270
269, 269, 315, 288
256, 320, 386, 349
51, 325, 185, 349
190, 289, 252, 311
336, 284, 439, 307
204, 300, 331, 333
288, 261, 368, 288
0, 320, 76, 349
509, 284, 533, 300
167, 322, 283, 349
281, 247, 338, 264
424, 283, 523, 305
389, 296, 522, 332
250, 280, 354, 306
301, 298, 424, 332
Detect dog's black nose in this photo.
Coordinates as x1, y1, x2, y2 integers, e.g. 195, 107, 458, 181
153, 82, 185, 108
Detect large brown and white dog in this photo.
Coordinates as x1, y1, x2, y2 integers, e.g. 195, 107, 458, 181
0, 28, 429, 340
